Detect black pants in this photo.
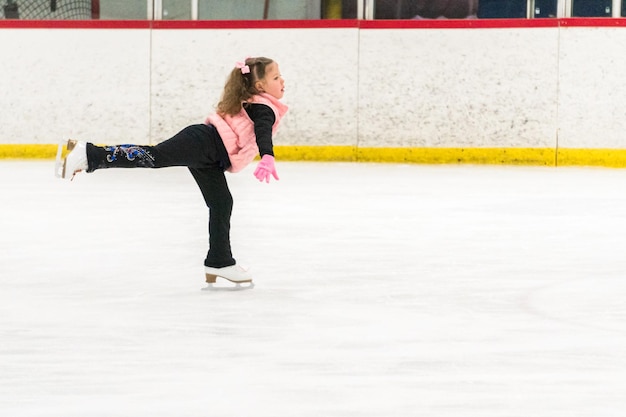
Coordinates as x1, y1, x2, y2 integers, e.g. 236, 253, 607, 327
86, 124, 235, 268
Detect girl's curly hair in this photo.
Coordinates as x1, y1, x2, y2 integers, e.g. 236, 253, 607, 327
217, 56, 275, 116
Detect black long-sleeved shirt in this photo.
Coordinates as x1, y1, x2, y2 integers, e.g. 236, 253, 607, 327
244, 103, 276, 157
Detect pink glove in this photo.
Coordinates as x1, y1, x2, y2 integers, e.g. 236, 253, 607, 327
253, 155, 279, 183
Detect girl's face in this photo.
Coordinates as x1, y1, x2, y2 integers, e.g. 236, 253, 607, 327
256, 62, 285, 100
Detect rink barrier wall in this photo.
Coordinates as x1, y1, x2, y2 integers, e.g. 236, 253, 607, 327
2, 19, 626, 168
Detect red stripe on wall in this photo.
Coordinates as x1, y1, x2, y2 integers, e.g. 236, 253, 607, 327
151, 19, 359, 29
559, 17, 626, 27
0, 19, 357, 30
0, 20, 151, 29
358, 18, 559, 29
2, 18, 626, 30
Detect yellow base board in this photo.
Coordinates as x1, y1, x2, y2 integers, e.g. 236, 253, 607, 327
2, 144, 626, 168
272, 146, 626, 167
556, 148, 626, 168
0, 144, 58, 159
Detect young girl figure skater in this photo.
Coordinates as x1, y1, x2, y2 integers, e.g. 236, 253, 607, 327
56, 56, 287, 289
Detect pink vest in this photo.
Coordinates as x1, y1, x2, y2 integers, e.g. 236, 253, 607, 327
205, 93, 288, 173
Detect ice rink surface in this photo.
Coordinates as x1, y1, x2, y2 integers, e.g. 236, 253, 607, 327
1, 160, 626, 417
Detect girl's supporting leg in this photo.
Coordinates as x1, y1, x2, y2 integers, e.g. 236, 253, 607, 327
188, 166, 235, 268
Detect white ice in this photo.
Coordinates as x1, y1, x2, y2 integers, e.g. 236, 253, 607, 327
1, 160, 626, 417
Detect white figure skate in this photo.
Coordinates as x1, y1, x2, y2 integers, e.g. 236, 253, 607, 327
202, 264, 254, 291
55, 139, 87, 180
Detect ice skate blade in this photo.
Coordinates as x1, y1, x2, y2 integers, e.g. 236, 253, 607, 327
54, 140, 65, 178
205, 272, 252, 284
201, 282, 255, 292
54, 139, 78, 179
